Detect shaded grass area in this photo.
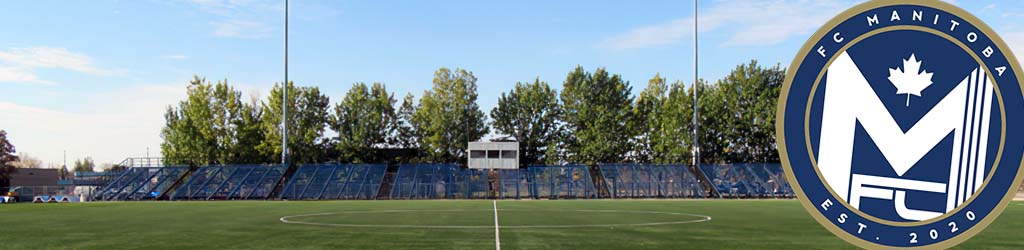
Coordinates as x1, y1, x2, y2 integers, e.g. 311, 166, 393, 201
0, 200, 1020, 249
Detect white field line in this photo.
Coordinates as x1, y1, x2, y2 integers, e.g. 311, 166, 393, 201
278, 209, 712, 229
493, 200, 501, 250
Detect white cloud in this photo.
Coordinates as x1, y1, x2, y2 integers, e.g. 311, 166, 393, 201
0, 67, 55, 86
164, 54, 189, 60
600, 0, 853, 50
600, 19, 693, 50
1002, 12, 1024, 18
0, 82, 188, 166
0, 47, 123, 83
213, 19, 273, 39
0, 47, 124, 86
187, 0, 281, 39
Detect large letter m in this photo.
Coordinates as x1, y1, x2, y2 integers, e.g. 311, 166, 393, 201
817, 51, 993, 221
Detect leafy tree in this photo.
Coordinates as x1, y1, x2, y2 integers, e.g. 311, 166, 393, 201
543, 132, 567, 165
161, 76, 217, 166
685, 60, 785, 163
258, 81, 331, 164
393, 93, 419, 149
58, 165, 69, 180
696, 79, 730, 164
331, 82, 397, 163
161, 76, 264, 165
412, 68, 489, 163
73, 157, 95, 173
12, 152, 42, 168
0, 130, 18, 189
630, 74, 669, 163
490, 78, 560, 165
706, 61, 784, 163
108, 164, 128, 172
559, 66, 634, 164
233, 95, 267, 163
630, 75, 698, 164
654, 80, 694, 164
210, 81, 241, 164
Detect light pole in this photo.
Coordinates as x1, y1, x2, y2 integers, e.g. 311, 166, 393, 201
281, 0, 289, 165
692, 0, 700, 168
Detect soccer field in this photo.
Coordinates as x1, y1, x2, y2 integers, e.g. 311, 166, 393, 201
1, 200, 1022, 250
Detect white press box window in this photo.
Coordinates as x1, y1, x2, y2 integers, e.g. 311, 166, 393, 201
468, 141, 519, 169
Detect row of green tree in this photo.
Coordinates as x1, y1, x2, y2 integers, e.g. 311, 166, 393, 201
161, 61, 783, 166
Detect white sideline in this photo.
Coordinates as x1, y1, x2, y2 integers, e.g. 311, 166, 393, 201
493, 200, 501, 250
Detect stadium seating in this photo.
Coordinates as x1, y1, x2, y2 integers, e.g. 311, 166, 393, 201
389, 164, 489, 199
279, 164, 386, 200
94, 167, 189, 201
388, 164, 597, 200
174, 165, 287, 200
496, 169, 530, 199
89, 163, 793, 201
448, 167, 491, 199
599, 164, 706, 198
699, 164, 793, 197
745, 164, 793, 196
523, 165, 597, 199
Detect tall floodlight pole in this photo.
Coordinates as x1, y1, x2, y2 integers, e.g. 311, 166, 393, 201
691, 0, 700, 168
281, 0, 289, 165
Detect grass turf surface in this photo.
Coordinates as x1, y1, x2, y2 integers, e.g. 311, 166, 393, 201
0, 200, 1021, 249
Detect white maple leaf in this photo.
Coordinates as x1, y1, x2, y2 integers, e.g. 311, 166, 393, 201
887, 54, 934, 107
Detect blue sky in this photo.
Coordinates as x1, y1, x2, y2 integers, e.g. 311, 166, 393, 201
0, 0, 1021, 167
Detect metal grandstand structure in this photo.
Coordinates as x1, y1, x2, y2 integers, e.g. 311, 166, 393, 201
94, 167, 189, 201
599, 164, 706, 198
700, 164, 792, 198
279, 164, 387, 200
523, 165, 598, 199
86, 163, 792, 201
388, 164, 489, 199
173, 165, 286, 200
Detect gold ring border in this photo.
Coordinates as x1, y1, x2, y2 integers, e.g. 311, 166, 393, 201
776, 0, 1024, 249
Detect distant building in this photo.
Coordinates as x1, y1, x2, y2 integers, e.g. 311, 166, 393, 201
468, 141, 519, 169
9, 168, 59, 187
6, 168, 68, 200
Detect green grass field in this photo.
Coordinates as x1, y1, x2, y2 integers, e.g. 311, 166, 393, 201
0, 200, 1021, 249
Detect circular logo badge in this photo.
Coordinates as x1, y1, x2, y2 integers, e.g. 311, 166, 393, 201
777, 1, 1024, 248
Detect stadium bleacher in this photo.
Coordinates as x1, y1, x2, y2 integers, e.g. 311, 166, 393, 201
94, 167, 189, 201
698, 164, 792, 198
389, 164, 490, 199
599, 164, 706, 198
496, 169, 529, 199
524, 165, 597, 199
81, 163, 791, 202
173, 165, 287, 200
279, 164, 386, 200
